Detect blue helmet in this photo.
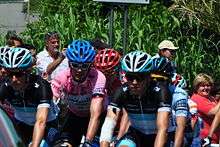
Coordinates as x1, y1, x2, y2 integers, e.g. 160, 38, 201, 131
0, 46, 11, 66
66, 40, 96, 63
152, 57, 173, 76
2, 47, 32, 70
121, 51, 152, 73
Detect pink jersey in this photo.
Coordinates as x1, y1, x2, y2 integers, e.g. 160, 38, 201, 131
51, 68, 106, 117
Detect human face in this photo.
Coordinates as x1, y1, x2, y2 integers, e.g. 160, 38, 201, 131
126, 72, 149, 95
197, 83, 212, 98
160, 49, 176, 60
46, 37, 60, 53
6, 70, 28, 89
69, 62, 91, 82
13, 40, 22, 47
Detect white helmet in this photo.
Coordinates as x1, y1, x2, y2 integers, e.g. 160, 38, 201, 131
121, 51, 153, 73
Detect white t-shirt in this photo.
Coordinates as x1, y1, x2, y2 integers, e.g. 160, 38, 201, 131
36, 49, 68, 81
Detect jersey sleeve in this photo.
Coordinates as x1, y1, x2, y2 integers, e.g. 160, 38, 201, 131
92, 70, 106, 96
172, 89, 188, 117
151, 80, 172, 111
0, 83, 9, 102
37, 78, 53, 108
109, 87, 125, 109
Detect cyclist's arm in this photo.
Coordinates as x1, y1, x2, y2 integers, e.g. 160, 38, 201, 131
31, 106, 49, 147
46, 52, 65, 75
174, 116, 186, 147
208, 108, 220, 138
116, 108, 130, 140
154, 80, 172, 147
155, 110, 169, 147
173, 92, 188, 147
85, 95, 104, 141
100, 105, 121, 147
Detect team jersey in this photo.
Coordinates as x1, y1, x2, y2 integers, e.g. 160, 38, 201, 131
110, 80, 172, 135
168, 86, 188, 132
51, 68, 106, 117
0, 75, 56, 126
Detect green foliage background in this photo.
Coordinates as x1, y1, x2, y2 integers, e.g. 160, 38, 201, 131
2, 0, 220, 88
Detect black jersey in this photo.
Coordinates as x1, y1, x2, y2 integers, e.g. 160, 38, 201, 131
111, 80, 172, 113
0, 74, 56, 125
110, 80, 172, 135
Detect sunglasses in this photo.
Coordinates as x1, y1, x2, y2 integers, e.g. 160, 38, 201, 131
126, 72, 149, 82
7, 71, 25, 78
69, 62, 91, 70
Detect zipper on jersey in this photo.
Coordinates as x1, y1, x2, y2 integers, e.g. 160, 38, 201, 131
138, 96, 144, 114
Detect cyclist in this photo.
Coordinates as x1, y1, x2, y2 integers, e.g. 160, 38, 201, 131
0, 47, 57, 146
94, 48, 130, 146
51, 40, 107, 147
100, 51, 172, 147
167, 73, 188, 147
150, 56, 173, 147
0, 46, 11, 82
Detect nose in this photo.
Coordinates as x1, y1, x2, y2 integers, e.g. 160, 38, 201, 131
11, 75, 18, 82
76, 68, 82, 72
132, 79, 138, 84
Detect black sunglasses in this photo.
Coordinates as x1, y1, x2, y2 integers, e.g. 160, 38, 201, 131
7, 71, 25, 78
126, 72, 149, 82
69, 62, 91, 70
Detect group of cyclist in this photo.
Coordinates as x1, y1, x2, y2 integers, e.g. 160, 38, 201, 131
0, 32, 218, 147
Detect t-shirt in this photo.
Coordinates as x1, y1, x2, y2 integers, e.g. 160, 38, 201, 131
36, 49, 68, 81
51, 68, 107, 117
0, 75, 57, 126
191, 94, 220, 143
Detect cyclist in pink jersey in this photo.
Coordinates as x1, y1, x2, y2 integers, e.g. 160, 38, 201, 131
51, 40, 106, 147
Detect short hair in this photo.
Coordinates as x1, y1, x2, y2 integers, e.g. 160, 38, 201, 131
90, 38, 110, 50
193, 73, 214, 92
45, 31, 59, 42
6, 36, 23, 47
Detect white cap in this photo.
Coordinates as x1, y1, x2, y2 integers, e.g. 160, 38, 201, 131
158, 40, 179, 50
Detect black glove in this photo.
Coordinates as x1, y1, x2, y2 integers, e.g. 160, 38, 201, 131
82, 139, 93, 147
202, 136, 212, 147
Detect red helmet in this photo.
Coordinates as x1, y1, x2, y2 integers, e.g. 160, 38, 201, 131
94, 48, 121, 73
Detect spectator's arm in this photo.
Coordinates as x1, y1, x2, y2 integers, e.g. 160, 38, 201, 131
208, 108, 220, 138
46, 52, 65, 75
207, 102, 220, 116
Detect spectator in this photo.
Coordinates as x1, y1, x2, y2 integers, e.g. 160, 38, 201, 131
202, 82, 220, 146
152, 40, 179, 73
191, 73, 220, 144
36, 32, 68, 81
